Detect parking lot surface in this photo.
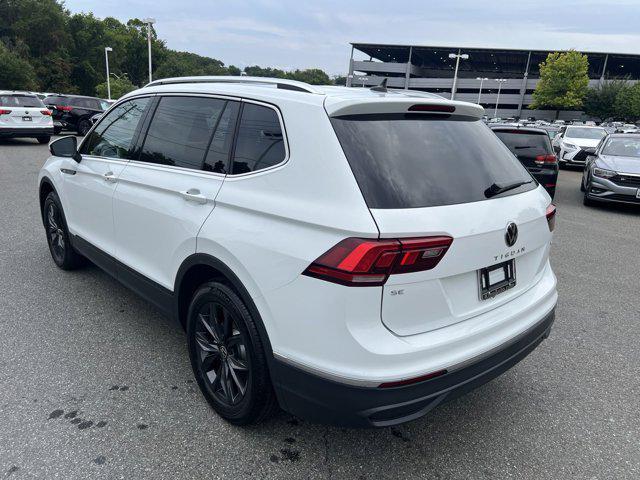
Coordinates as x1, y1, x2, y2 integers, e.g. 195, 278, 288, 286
1, 137, 639, 479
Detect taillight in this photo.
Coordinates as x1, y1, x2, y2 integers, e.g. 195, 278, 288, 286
303, 236, 453, 287
40, 109, 52, 116
546, 204, 556, 232
0, 109, 11, 115
56, 105, 73, 112
535, 154, 557, 165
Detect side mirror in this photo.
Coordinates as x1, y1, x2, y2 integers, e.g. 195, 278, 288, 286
50, 136, 81, 162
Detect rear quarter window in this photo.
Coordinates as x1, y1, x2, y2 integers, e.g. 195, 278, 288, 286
331, 114, 535, 209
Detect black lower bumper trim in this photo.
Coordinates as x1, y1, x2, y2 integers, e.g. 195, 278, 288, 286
272, 309, 555, 428
0, 128, 54, 138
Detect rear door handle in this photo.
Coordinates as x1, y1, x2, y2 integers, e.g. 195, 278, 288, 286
180, 188, 208, 205
103, 172, 117, 183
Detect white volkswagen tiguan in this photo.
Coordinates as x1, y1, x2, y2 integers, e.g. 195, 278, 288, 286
1, 91, 54, 143
38, 77, 557, 427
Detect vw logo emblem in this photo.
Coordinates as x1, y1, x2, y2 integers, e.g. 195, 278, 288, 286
505, 222, 518, 247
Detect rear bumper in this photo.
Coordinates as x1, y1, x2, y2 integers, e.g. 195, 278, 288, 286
273, 309, 555, 427
0, 127, 53, 138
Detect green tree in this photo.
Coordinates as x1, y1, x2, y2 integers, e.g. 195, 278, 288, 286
333, 75, 347, 86
583, 79, 630, 121
0, 1, 333, 95
0, 43, 38, 90
287, 68, 330, 85
614, 83, 640, 122
95, 76, 137, 99
530, 51, 589, 119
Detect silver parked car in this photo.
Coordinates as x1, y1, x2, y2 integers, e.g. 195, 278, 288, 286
582, 134, 640, 206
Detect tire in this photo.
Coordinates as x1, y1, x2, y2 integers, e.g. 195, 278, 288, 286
583, 192, 594, 206
43, 191, 85, 270
77, 119, 91, 136
37, 136, 51, 144
580, 177, 586, 192
187, 282, 277, 425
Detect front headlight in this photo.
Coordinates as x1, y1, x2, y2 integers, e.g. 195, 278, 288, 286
593, 168, 616, 179
563, 142, 577, 150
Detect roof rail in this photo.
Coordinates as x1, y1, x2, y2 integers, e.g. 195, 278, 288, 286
145, 76, 323, 94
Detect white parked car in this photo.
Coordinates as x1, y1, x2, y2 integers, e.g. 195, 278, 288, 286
0, 91, 53, 143
38, 76, 557, 427
554, 125, 608, 167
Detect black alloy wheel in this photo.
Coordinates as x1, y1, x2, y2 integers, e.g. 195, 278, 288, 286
78, 119, 91, 136
187, 282, 277, 425
43, 191, 85, 270
195, 301, 250, 406
46, 201, 66, 265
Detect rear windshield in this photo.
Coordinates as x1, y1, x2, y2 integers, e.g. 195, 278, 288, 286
493, 130, 552, 156
331, 114, 535, 209
0, 94, 43, 108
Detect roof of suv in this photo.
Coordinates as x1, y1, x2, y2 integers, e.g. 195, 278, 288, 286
128, 76, 485, 119
0, 90, 38, 96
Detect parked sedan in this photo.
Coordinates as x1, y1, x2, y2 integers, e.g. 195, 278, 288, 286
582, 134, 640, 206
491, 126, 558, 199
555, 126, 607, 167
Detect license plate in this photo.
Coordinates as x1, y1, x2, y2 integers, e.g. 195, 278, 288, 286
478, 260, 516, 301
22, 116, 32, 122
636, 189, 640, 199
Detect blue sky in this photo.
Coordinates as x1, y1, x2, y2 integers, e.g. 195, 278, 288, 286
64, 0, 640, 75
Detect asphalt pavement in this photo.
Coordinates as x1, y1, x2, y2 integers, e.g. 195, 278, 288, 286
0, 137, 638, 479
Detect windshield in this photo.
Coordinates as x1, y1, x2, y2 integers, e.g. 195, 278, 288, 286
331, 114, 535, 209
0, 94, 43, 108
602, 138, 640, 157
565, 127, 607, 140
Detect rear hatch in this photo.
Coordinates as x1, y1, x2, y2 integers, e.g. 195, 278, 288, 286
0, 94, 52, 129
329, 101, 553, 336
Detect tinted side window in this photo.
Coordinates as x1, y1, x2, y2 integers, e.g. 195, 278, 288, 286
81, 97, 150, 159
204, 101, 240, 173
44, 97, 66, 106
139, 96, 226, 170
232, 103, 285, 174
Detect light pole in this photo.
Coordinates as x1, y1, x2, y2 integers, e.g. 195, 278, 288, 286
449, 51, 469, 100
494, 78, 507, 118
476, 77, 488, 104
142, 18, 156, 83
104, 47, 113, 100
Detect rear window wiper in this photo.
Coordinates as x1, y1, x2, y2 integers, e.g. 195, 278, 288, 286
484, 180, 532, 198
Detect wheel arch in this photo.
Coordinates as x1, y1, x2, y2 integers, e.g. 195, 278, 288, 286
38, 177, 57, 225
174, 254, 274, 361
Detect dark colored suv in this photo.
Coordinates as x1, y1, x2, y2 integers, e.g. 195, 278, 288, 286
491, 126, 559, 199
43, 95, 105, 135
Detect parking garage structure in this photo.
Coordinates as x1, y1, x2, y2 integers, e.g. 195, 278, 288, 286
347, 43, 640, 120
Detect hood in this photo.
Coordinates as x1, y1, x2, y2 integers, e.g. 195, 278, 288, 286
565, 137, 602, 148
597, 155, 640, 174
